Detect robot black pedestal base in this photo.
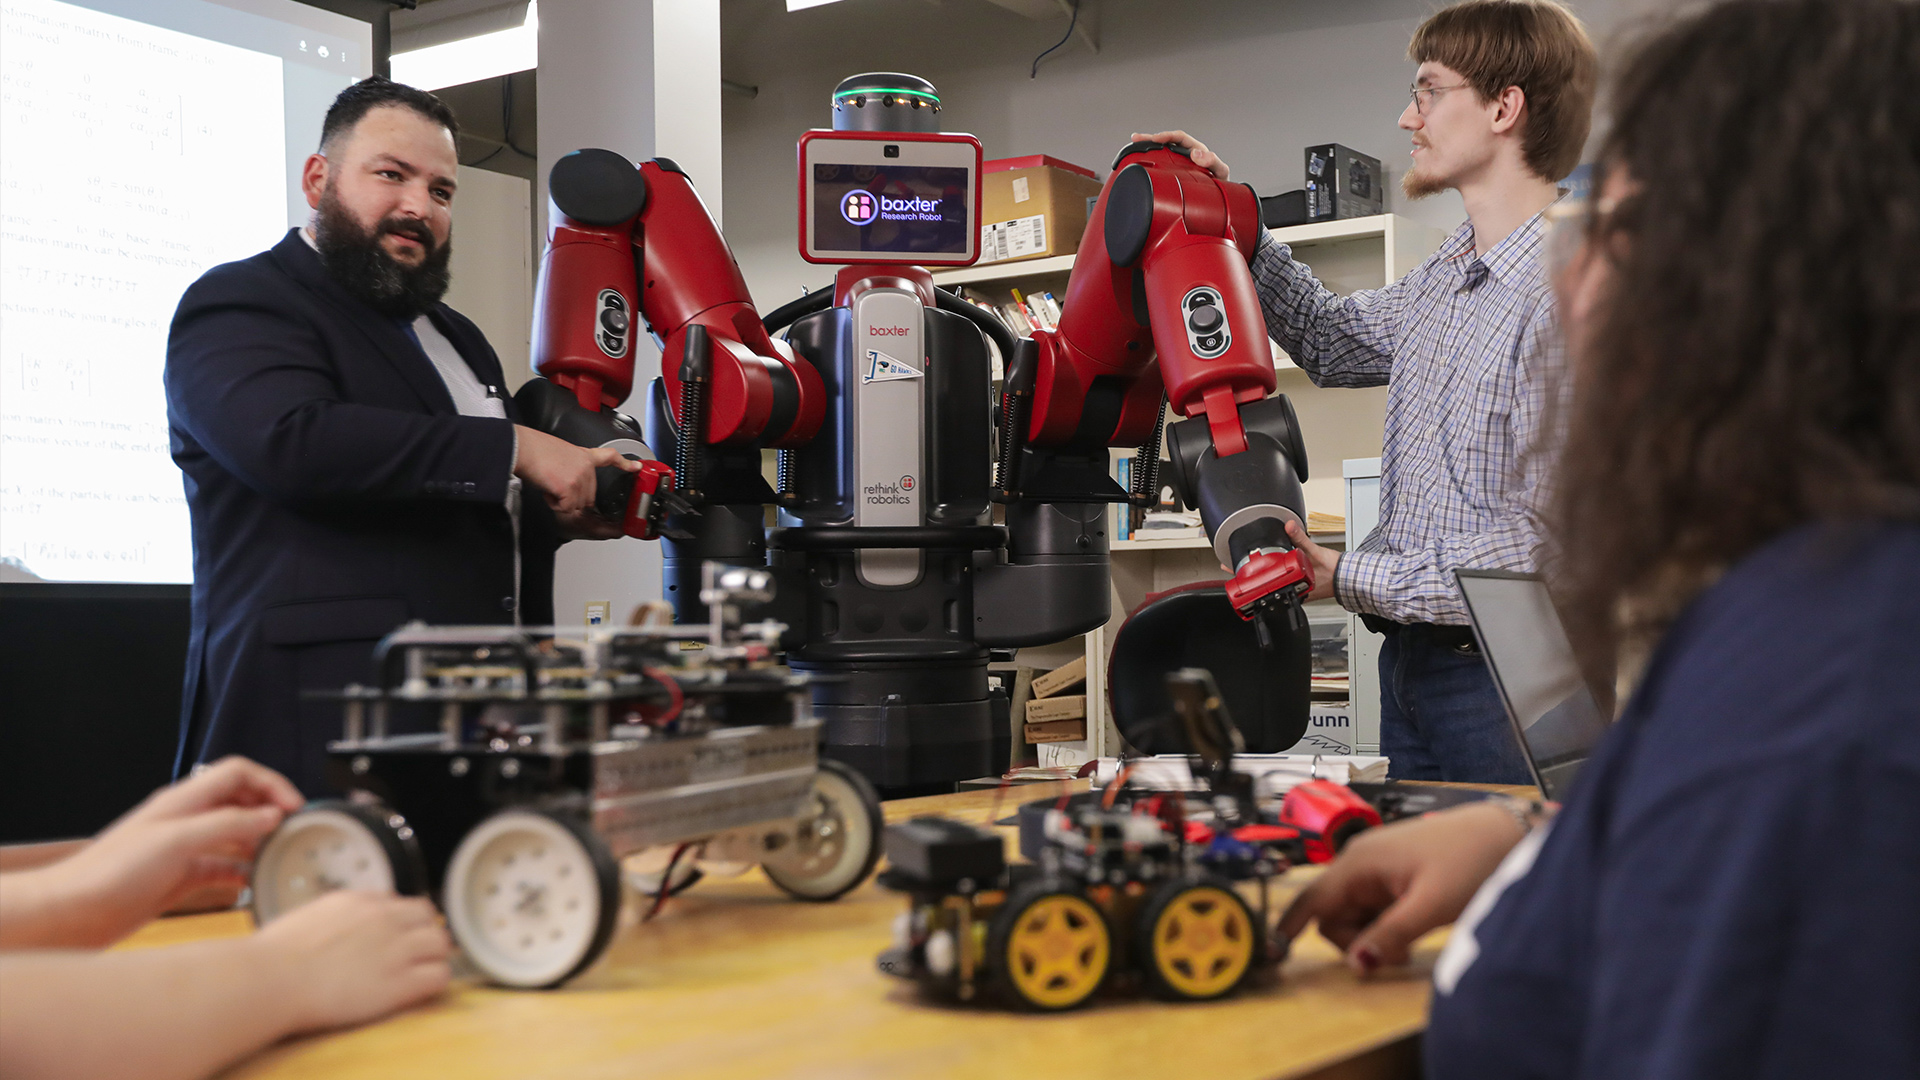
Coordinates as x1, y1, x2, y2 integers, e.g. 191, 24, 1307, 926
792, 651, 993, 798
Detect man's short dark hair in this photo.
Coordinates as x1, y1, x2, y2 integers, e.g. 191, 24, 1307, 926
319, 75, 458, 153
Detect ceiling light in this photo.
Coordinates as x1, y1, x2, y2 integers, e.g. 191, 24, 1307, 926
787, 0, 846, 11
391, 0, 538, 91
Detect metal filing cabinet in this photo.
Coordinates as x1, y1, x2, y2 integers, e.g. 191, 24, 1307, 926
1343, 458, 1383, 753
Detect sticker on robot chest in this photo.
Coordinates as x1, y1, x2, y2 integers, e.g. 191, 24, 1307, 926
863, 348, 923, 384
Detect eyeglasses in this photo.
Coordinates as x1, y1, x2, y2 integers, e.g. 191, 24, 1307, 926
1408, 83, 1468, 115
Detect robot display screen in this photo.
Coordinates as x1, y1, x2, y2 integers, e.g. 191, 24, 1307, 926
810, 162, 971, 258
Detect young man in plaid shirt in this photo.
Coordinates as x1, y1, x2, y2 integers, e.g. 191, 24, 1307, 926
1140, 0, 1597, 782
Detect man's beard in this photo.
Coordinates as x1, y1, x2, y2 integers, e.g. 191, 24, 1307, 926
313, 186, 452, 320
1402, 158, 1450, 200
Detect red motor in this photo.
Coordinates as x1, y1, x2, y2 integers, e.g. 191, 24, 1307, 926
1278, 779, 1384, 864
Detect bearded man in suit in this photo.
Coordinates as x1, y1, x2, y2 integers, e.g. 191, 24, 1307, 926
165, 77, 638, 795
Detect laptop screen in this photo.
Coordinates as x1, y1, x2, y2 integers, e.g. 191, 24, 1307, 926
1455, 570, 1611, 800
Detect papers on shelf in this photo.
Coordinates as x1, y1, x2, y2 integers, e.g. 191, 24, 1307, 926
1001, 765, 1084, 782
1089, 753, 1390, 797
1132, 510, 1205, 541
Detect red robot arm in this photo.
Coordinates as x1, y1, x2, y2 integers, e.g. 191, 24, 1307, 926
1016, 143, 1314, 634
525, 150, 826, 531
532, 151, 824, 447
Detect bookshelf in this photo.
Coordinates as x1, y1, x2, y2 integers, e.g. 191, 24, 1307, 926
932, 252, 1075, 287
930, 214, 1447, 768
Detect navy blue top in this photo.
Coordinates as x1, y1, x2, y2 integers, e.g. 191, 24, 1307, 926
1426, 521, 1920, 1079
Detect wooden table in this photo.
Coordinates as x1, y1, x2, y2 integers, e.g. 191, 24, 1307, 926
124, 782, 1502, 1080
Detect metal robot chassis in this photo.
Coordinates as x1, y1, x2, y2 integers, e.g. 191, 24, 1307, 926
248, 569, 885, 989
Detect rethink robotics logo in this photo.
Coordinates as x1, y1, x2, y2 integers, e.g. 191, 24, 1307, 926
864, 475, 916, 506
842, 188, 945, 226
840, 190, 878, 226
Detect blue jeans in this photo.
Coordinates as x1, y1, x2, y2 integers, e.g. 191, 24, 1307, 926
1378, 625, 1533, 784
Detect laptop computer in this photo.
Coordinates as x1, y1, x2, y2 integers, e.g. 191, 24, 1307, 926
1454, 568, 1612, 801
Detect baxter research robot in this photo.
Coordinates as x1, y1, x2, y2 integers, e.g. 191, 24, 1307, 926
517, 74, 1317, 794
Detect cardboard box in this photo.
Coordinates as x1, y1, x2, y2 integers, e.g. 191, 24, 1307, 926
1026, 693, 1086, 724
1030, 655, 1086, 699
981, 155, 1102, 264
1025, 718, 1089, 744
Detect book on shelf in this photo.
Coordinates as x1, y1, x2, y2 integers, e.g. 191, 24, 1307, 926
1009, 287, 1055, 331
955, 287, 1033, 341
950, 285, 1069, 341
999, 301, 1035, 336
1131, 509, 1205, 541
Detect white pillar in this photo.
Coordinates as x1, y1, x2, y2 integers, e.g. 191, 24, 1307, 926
648, 0, 723, 223
536, 0, 722, 626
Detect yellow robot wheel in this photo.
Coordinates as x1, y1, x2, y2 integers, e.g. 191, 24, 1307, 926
1137, 875, 1258, 1001
987, 880, 1112, 1010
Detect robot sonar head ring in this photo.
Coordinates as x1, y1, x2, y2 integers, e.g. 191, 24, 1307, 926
832, 72, 941, 133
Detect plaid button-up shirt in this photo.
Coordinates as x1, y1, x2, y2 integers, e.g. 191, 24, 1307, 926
1249, 208, 1560, 626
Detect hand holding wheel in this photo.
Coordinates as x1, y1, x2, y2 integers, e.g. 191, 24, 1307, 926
251, 800, 427, 926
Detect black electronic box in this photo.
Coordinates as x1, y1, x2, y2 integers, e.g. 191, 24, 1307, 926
1305, 143, 1384, 221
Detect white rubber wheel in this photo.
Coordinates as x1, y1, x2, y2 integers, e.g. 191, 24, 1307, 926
251, 802, 422, 925
762, 759, 883, 902
442, 809, 620, 989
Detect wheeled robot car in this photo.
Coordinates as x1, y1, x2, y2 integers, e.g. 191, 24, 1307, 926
875, 669, 1379, 1010
249, 566, 884, 988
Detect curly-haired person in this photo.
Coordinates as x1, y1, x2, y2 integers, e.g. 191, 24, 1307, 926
1279, 1, 1920, 1076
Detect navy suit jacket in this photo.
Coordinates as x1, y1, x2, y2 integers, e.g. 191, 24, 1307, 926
166, 229, 557, 795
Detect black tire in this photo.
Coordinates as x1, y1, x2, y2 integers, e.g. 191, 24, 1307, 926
986, 878, 1113, 1011
441, 808, 621, 989
763, 758, 884, 902
250, 799, 426, 926
1135, 873, 1259, 1001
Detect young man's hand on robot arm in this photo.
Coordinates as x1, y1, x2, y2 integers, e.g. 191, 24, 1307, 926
1131, 130, 1231, 179
1020, 141, 1315, 639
